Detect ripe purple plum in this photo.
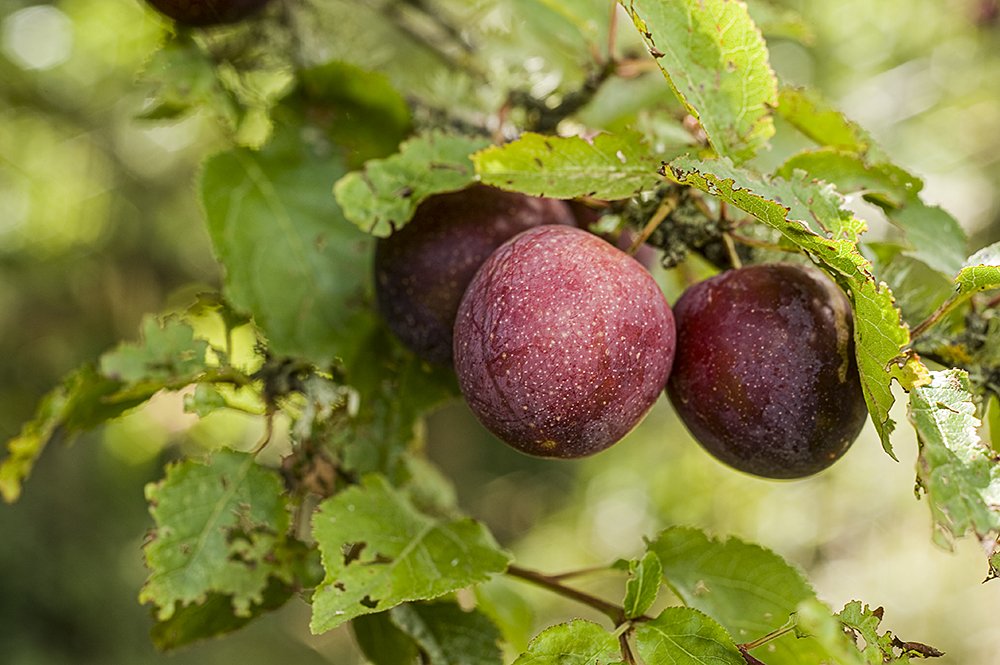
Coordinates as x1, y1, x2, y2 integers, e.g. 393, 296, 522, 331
453, 225, 676, 458
666, 263, 868, 479
145, 0, 271, 25
374, 185, 575, 365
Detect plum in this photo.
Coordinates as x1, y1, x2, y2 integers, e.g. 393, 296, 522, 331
666, 263, 868, 479
374, 184, 574, 365
453, 225, 676, 458
145, 0, 271, 26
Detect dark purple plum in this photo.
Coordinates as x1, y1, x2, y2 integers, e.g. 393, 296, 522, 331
453, 225, 676, 458
666, 263, 868, 479
374, 185, 575, 365
145, 0, 271, 25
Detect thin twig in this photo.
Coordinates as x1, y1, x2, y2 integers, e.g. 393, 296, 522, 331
629, 193, 679, 255
729, 232, 788, 252
506, 565, 626, 624
607, 0, 620, 64
909, 293, 968, 342
548, 565, 615, 581
739, 618, 797, 652
721, 232, 742, 269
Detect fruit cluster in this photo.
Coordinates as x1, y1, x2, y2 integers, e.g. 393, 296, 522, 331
377, 185, 870, 479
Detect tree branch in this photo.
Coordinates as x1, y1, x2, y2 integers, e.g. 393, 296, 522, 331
505, 564, 628, 624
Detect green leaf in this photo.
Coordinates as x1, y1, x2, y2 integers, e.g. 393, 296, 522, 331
623, 550, 661, 619
137, 35, 236, 126
310, 475, 511, 633
956, 241, 1000, 296
0, 364, 150, 503
775, 86, 875, 156
473, 131, 661, 200
140, 450, 295, 621
908, 369, 1000, 572
511, 620, 622, 665
201, 109, 375, 364
623, 0, 778, 163
183, 383, 229, 417
352, 612, 421, 665
883, 203, 968, 278
100, 316, 209, 389
774, 149, 922, 205
835, 600, 906, 664
297, 61, 412, 169
150, 577, 296, 651
864, 246, 953, 326
666, 155, 929, 454
334, 131, 491, 238
649, 526, 827, 665
634, 607, 745, 665
775, 148, 967, 276
793, 599, 867, 665
390, 601, 504, 665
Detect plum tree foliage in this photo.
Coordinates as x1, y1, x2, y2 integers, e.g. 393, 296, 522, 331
5, 0, 1000, 663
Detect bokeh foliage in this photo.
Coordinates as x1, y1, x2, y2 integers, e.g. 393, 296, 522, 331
3, 0, 1000, 663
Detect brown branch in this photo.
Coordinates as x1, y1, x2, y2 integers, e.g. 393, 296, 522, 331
505, 564, 627, 624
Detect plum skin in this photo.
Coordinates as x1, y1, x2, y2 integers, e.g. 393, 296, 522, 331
374, 184, 575, 365
453, 225, 676, 458
145, 0, 271, 26
666, 263, 868, 479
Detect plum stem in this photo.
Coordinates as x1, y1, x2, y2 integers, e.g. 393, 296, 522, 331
629, 192, 679, 255
722, 232, 742, 269
728, 233, 788, 252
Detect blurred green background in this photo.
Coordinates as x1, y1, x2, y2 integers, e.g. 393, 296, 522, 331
2, 0, 1000, 663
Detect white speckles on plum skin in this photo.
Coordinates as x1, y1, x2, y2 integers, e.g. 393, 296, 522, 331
453, 225, 676, 458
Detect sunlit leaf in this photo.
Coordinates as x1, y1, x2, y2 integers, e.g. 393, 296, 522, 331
473, 131, 660, 199
908, 369, 1000, 575
793, 599, 868, 665
334, 131, 492, 237
956, 241, 1000, 296
623, 0, 778, 163
100, 316, 209, 388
